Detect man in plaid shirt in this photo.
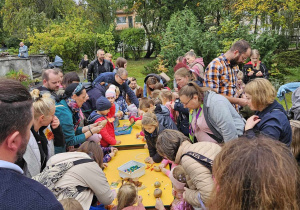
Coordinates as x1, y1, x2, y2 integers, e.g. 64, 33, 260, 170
204, 40, 251, 107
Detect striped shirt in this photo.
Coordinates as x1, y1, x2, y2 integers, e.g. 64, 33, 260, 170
204, 54, 239, 97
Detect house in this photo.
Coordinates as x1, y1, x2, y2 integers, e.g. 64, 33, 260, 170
115, 9, 143, 30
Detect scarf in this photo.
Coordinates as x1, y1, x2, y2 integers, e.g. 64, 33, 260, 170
66, 98, 84, 131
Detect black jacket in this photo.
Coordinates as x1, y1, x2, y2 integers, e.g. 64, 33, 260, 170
87, 59, 113, 82
242, 61, 268, 84
144, 124, 165, 163
174, 101, 189, 137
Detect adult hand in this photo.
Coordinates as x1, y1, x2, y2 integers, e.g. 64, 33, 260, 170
245, 115, 261, 131
248, 71, 254, 76
155, 198, 165, 210
137, 195, 143, 204
51, 116, 60, 129
237, 98, 248, 107
91, 125, 104, 134
256, 71, 263, 77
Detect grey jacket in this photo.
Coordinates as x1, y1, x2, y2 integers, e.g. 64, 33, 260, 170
203, 91, 245, 142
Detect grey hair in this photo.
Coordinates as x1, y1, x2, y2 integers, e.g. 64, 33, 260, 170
117, 68, 128, 77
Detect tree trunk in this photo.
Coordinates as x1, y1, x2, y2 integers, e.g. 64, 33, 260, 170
254, 15, 258, 34
144, 37, 153, 58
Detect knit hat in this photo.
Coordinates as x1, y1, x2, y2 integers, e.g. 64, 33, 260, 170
105, 88, 116, 98
96, 96, 112, 111
108, 84, 116, 91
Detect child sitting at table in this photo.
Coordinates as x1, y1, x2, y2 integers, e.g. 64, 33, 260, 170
87, 96, 121, 147
115, 86, 129, 118
169, 166, 193, 210
159, 89, 177, 123
115, 183, 146, 210
142, 113, 165, 164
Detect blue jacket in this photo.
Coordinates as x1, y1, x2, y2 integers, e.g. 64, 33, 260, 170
82, 83, 106, 118
0, 167, 63, 210
18, 45, 28, 58
246, 100, 292, 146
55, 100, 85, 153
93, 72, 139, 108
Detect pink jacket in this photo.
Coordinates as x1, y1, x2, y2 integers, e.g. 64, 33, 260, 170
122, 203, 146, 210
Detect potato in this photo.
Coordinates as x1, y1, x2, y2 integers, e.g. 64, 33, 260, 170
154, 188, 162, 198
154, 181, 161, 188
153, 166, 161, 172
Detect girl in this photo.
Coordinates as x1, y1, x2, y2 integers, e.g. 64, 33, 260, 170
143, 74, 167, 97
244, 78, 292, 146
115, 183, 145, 210
113, 57, 127, 73
142, 112, 165, 164
159, 89, 177, 123
184, 50, 205, 81
179, 82, 245, 143
242, 49, 268, 84
169, 166, 193, 210
115, 86, 129, 118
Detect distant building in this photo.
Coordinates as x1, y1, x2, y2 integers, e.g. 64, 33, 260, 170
115, 9, 143, 30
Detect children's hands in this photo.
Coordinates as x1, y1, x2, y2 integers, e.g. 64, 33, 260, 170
103, 163, 108, 168
145, 157, 154, 164
158, 164, 165, 170
155, 198, 165, 210
111, 147, 118, 153
109, 152, 115, 157
248, 70, 254, 76
256, 71, 263, 76
51, 116, 60, 129
136, 133, 140, 138
116, 140, 121, 145
137, 195, 143, 204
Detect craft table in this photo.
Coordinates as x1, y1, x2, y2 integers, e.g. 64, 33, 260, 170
104, 148, 173, 208
114, 120, 146, 150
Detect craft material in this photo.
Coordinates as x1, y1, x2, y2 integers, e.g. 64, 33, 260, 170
153, 166, 161, 172
154, 181, 161, 188
154, 188, 162, 198
118, 160, 145, 178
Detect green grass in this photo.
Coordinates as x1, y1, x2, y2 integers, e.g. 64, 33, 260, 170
127, 58, 155, 87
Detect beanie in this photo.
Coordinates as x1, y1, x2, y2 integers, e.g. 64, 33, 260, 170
105, 88, 116, 98
96, 96, 112, 111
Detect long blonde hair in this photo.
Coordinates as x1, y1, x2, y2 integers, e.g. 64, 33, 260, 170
251, 49, 260, 70
30, 89, 55, 119
117, 183, 138, 210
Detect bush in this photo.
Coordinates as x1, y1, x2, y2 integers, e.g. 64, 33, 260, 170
5, 70, 34, 88
120, 28, 146, 60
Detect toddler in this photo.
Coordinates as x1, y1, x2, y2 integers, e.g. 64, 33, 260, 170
115, 86, 128, 118
235, 71, 246, 99
115, 183, 146, 210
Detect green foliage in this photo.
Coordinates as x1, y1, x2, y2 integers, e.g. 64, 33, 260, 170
28, 17, 115, 71
120, 28, 145, 60
5, 69, 34, 88
6, 47, 19, 55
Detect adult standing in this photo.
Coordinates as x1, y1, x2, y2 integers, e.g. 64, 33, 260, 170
156, 130, 222, 208
92, 68, 139, 108
37, 68, 61, 98
79, 55, 89, 81
18, 42, 28, 58
87, 49, 113, 82
184, 50, 205, 81
244, 78, 292, 146
0, 79, 63, 210
126, 77, 143, 105
204, 40, 251, 107
242, 49, 268, 84
55, 83, 103, 153
179, 82, 244, 143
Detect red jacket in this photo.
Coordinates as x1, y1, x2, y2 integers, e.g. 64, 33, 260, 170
95, 115, 116, 147
107, 103, 116, 118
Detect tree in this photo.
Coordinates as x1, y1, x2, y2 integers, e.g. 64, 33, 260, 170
120, 28, 145, 60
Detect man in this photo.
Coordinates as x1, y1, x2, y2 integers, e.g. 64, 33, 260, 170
87, 49, 113, 82
92, 68, 139, 107
0, 79, 63, 210
38, 68, 61, 98
18, 42, 28, 58
126, 77, 143, 105
204, 40, 251, 107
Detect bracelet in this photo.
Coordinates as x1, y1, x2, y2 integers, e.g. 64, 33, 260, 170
88, 125, 93, 135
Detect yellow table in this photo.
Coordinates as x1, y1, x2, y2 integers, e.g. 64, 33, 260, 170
104, 148, 173, 208
115, 120, 145, 150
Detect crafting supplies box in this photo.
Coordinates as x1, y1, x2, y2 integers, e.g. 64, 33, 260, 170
118, 160, 146, 179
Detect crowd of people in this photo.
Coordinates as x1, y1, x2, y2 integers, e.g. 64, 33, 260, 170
0, 41, 299, 210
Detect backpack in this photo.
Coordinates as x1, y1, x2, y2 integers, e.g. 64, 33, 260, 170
32, 158, 94, 199
180, 151, 213, 173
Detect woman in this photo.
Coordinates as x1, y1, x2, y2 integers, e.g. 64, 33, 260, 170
242, 49, 268, 84
244, 78, 292, 146
156, 129, 222, 208
184, 50, 205, 81
55, 83, 103, 153
16, 89, 64, 178
179, 82, 244, 143
113, 57, 127, 73
208, 135, 300, 210
34, 141, 115, 210
79, 55, 89, 81
143, 73, 167, 97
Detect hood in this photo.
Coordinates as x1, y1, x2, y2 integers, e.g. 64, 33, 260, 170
190, 58, 205, 67
154, 104, 170, 116
47, 152, 91, 166
87, 110, 104, 124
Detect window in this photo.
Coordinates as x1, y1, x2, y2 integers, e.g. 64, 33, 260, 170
135, 16, 142, 23
116, 17, 126, 24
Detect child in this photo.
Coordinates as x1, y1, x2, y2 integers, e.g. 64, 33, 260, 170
59, 198, 83, 210
169, 166, 193, 210
290, 120, 300, 165
87, 96, 121, 147
141, 113, 165, 164
105, 85, 123, 128
115, 183, 145, 210
115, 86, 129, 118
159, 89, 177, 123
235, 70, 246, 99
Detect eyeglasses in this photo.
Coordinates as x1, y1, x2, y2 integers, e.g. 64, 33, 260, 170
118, 74, 128, 82
182, 97, 193, 106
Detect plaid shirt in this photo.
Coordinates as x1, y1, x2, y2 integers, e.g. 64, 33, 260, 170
204, 54, 239, 97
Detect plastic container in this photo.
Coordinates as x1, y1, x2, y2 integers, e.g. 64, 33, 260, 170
115, 125, 133, 136
118, 160, 146, 179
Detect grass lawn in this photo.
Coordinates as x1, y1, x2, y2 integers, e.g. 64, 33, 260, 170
126, 58, 155, 87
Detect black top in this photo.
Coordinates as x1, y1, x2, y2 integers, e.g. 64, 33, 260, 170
80, 59, 89, 68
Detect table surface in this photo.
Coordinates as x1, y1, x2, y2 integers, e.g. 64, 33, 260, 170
114, 120, 146, 149
104, 148, 173, 208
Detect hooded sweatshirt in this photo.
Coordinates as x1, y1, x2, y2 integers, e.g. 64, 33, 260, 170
45, 152, 114, 210
154, 104, 178, 130
189, 58, 205, 79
